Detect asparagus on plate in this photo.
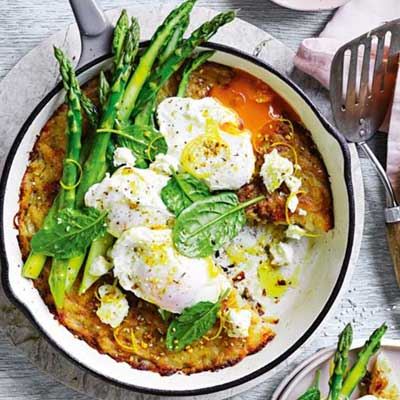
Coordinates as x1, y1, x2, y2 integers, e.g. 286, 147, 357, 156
297, 323, 388, 400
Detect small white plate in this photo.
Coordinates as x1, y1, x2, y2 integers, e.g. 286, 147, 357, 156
272, 339, 400, 399
270, 0, 351, 11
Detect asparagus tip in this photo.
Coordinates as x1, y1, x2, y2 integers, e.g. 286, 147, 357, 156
53, 46, 62, 59
117, 8, 129, 24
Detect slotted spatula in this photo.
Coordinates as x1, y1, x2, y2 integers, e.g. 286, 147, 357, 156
330, 19, 400, 285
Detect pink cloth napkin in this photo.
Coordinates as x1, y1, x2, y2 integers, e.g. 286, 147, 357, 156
294, 0, 400, 195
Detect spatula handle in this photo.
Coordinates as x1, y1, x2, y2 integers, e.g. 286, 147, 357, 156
69, 0, 113, 68
359, 142, 399, 208
386, 222, 400, 287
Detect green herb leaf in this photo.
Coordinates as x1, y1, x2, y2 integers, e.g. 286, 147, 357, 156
161, 171, 211, 215
166, 300, 221, 351
31, 207, 107, 259
172, 192, 264, 258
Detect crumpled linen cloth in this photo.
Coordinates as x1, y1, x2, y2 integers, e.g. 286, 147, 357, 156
294, 0, 400, 195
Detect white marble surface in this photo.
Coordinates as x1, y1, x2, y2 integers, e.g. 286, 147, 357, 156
0, 1, 399, 400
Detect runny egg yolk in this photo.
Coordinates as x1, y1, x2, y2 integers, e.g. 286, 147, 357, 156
210, 69, 299, 138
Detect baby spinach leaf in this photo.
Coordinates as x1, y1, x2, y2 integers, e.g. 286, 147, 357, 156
114, 123, 167, 168
31, 207, 107, 259
172, 192, 265, 258
166, 299, 221, 351
161, 171, 211, 216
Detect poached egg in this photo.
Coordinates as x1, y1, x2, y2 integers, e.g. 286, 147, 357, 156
157, 97, 255, 190
85, 165, 172, 237
110, 226, 231, 314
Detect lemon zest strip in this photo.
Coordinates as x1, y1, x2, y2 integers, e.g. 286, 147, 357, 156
204, 314, 225, 341
113, 327, 139, 354
60, 158, 83, 190
270, 142, 298, 167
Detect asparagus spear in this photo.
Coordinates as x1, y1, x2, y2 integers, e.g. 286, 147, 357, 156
132, 11, 192, 128
97, 11, 129, 114
55, 48, 98, 126
79, 233, 114, 294
76, 17, 140, 207
22, 194, 60, 279
133, 18, 192, 128
49, 47, 84, 309
328, 324, 353, 400
116, 12, 198, 155
22, 253, 47, 279
340, 323, 387, 397
80, 94, 98, 127
74, 15, 141, 289
68, 5, 232, 293
77, 1, 197, 200
112, 10, 130, 71
177, 50, 215, 97
133, 11, 235, 114
99, 70, 110, 110
134, 99, 156, 127
55, 51, 83, 208
118, 0, 197, 122
22, 46, 88, 282
157, 15, 190, 66
64, 254, 86, 293
49, 260, 68, 308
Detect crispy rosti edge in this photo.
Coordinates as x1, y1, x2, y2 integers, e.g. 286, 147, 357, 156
16, 62, 330, 375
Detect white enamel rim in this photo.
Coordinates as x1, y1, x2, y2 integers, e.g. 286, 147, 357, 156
0, 42, 356, 397
270, 0, 351, 11
272, 339, 400, 399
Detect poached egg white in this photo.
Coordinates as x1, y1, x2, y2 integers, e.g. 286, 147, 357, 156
85, 166, 172, 237
157, 97, 255, 191
110, 226, 231, 314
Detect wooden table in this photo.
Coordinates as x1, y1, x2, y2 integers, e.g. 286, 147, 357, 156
0, 1, 398, 399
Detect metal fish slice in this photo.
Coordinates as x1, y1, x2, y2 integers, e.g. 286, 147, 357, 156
330, 19, 400, 285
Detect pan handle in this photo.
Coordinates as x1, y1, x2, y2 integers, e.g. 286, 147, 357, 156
69, 0, 113, 68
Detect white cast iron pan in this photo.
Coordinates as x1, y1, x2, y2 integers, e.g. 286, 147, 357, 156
0, 0, 356, 397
